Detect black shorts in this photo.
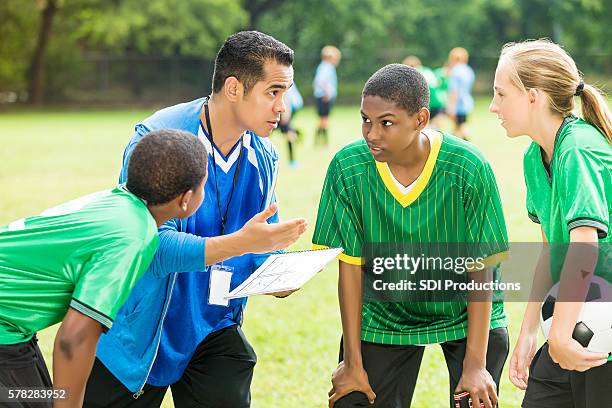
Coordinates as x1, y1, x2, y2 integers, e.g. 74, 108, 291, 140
84, 325, 257, 408
0, 336, 52, 408
334, 327, 509, 408
455, 113, 468, 125
316, 97, 334, 117
522, 343, 612, 408
278, 121, 291, 133
279, 109, 299, 133
430, 107, 445, 118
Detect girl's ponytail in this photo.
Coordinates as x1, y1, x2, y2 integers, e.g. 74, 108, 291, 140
580, 83, 612, 143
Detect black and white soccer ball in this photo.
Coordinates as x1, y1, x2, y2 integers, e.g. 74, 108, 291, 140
540, 275, 612, 355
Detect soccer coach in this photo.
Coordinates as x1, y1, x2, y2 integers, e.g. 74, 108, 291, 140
84, 31, 306, 407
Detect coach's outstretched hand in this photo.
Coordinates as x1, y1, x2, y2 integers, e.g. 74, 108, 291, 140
237, 203, 307, 253
204, 204, 307, 266
328, 361, 376, 407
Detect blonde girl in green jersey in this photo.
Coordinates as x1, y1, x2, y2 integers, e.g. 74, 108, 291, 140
489, 39, 611, 408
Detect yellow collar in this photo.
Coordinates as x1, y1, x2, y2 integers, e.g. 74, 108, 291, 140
374, 131, 443, 208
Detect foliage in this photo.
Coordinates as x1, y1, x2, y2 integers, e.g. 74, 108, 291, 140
0, 0, 610, 103
72, 0, 247, 57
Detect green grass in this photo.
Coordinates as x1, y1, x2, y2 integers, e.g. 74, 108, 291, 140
0, 99, 542, 407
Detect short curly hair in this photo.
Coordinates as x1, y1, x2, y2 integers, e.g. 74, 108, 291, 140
126, 129, 208, 205
363, 64, 429, 114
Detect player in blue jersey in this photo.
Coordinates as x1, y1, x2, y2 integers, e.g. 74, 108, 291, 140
446, 47, 475, 140
83, 31, 307, 407
314, 45, 341, 146
279, 83, 303, 168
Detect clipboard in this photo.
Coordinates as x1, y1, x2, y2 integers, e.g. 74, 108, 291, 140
225, 247, 344, 299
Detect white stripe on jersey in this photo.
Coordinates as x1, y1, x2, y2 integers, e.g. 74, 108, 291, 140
8, 218, 25, 231
243, 133, 263, 194
197, 124, 244, 173
197, 125, 264, 194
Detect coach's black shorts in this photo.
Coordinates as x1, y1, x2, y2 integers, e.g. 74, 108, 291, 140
334, 327, 509, 408
84, 325, 257, 408
316, 97, 334, 117
522, 343, 612, 408
0, 336, 52, 408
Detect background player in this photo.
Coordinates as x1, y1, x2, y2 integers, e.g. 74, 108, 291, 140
279, 83, 304, 168
447, 47, 475, 140
314, 45, 341, 146
403, 55, 447, 130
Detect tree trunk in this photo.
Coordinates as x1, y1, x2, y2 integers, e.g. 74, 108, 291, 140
28, 0, 58, 105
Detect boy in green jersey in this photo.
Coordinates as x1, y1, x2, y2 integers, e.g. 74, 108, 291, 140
0, 126, 305, 407
0, 129, 208, 407
313, 64, 509, 408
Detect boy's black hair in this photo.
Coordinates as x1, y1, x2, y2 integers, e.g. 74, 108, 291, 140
127, 129, 208, 205
212, 30, 294, 94
362, 64, 430, 114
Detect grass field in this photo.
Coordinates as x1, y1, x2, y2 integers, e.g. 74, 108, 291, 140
0, 98, 550, 407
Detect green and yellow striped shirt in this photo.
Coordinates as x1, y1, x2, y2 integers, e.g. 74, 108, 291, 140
313, 131, 508, 345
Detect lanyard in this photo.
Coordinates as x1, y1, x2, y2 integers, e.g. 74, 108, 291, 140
203, 97, 244, 235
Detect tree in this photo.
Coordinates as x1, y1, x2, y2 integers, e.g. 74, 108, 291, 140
244, 0, 285, 28
0, 1, 38, 95
28, 0, 59, 105
74, 0, 246, 58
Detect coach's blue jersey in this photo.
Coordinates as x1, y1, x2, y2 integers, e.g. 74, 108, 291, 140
95, 98, 280, 390
148, 125, 279, 385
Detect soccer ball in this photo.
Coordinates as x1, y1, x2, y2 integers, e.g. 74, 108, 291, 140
540, 275, 612, 355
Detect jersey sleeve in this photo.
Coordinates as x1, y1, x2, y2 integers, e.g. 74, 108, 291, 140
312, 157, 364, 265
523, 153, 541, 224
70, 238, 157, 330
464, 161, 509, 269
557, 148, 609, 238
153, 220, 206, 275
526, 193, 541, 224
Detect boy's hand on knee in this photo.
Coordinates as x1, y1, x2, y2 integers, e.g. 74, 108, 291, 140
456, 366, 498, 408
328, 361, 376, 407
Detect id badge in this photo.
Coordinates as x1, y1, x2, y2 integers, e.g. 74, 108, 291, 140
208, 264, 234, 306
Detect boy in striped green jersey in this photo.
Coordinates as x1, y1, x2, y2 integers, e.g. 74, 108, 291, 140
313, 64, 509, 408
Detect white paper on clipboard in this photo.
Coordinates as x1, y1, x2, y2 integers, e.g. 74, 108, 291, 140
225, 247, 344, 299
